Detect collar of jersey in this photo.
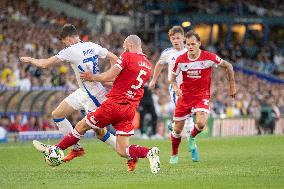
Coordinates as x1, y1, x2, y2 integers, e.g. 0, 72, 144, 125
187, 49, 201, 61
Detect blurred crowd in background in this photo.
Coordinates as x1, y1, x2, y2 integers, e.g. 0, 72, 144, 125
62, 0, 284, 17
0, 0, 283, 135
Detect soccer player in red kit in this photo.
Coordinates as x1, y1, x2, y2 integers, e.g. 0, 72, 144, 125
37, 35, 160, 173
169, 31, 236, 164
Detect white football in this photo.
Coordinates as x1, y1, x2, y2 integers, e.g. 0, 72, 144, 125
43, 146, 64, 167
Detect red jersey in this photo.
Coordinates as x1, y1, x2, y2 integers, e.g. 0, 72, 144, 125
172, 50, 222, 99
107, 52, 152, 106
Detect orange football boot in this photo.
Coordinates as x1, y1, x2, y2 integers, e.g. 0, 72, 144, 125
127, 158, 138, 172
63, 148, 85, 162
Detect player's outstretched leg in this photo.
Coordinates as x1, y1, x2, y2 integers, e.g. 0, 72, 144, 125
169, 131, 181, 164
58, 119, 92, 162
52, 101, 87, 162
95, 128, 116, 150
53, 117, 85, 162
60, 128, 86, 162
121, 140, 160, 174
32, 128, 84, 165
127, 145, 160, 174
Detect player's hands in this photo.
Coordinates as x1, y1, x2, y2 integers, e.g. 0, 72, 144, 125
148, 80, 156, 90
175, 88, 182, 97
229, 84, 236, 98
80, 70, 95, 82
19, 57, 33, 63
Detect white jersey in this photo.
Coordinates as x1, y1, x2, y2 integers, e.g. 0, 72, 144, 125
159, 47, 187, 86
56, 41, 108, 108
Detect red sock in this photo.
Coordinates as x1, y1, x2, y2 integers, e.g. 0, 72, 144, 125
171, 133, 181, 156
56, 131, 80, 150
128, 145, 149, 159
191, 124, 201, 137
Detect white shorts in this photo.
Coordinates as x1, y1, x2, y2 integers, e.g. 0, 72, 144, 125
64, 88, 107, 113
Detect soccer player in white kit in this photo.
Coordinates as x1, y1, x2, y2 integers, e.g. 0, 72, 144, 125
20, 24, 117, 162
148, 26, 194, 156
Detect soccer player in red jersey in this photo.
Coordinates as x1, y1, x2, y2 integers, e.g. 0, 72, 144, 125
169, 30, 236, 164
38, 35, 161, 173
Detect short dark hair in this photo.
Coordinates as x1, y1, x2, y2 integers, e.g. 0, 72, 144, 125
168, 26, 184, 37
185, 30, 201, 41
59, 24, 78, 40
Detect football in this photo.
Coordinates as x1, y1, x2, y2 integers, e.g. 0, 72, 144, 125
43, 146, 64, 167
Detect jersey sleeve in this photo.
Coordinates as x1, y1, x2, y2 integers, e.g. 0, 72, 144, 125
172, 56, 181, 75
96, 44, 109, 58
55, 48, 71, 62
207, 52, 223, 65
158, 49, 169, 64
115, 52, 128, 70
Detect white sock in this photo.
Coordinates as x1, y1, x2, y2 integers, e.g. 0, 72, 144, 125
53, 118, 82, 150
100, 130, 116, 150
53, 118, 73, 135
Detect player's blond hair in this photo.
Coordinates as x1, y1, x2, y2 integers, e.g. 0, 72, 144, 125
168, 26, 184, 37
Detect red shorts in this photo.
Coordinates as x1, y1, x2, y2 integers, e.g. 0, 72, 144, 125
85, 99, 136, 135
174, 96, 210, 121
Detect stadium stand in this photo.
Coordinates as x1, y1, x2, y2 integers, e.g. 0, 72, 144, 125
61, 0, 284, 17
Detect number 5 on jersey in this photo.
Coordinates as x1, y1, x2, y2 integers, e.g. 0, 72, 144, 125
131, 70, 147, 90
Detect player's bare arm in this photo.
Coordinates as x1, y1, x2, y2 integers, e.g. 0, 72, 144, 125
169, 73, 182, 97
219, 60, 236, 98
106, 52, 119, 66
101, 81, 113, 89
80, 64, 121, 82
19, 56, 62, 69
149, 61, 164, 90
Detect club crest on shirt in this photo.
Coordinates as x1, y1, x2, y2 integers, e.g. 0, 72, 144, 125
216, 56, 221, 63
126, 90, 136, 99
200, 61, 206, 68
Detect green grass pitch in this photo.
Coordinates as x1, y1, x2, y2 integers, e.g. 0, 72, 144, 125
0, 135, 283, 189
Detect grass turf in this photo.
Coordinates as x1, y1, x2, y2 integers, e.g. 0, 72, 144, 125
0, 135, 283, 189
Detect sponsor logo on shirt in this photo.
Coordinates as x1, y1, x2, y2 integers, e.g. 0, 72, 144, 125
187, 70, 201, 78
126, 90, 136, 99
83, 49, 95, 56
